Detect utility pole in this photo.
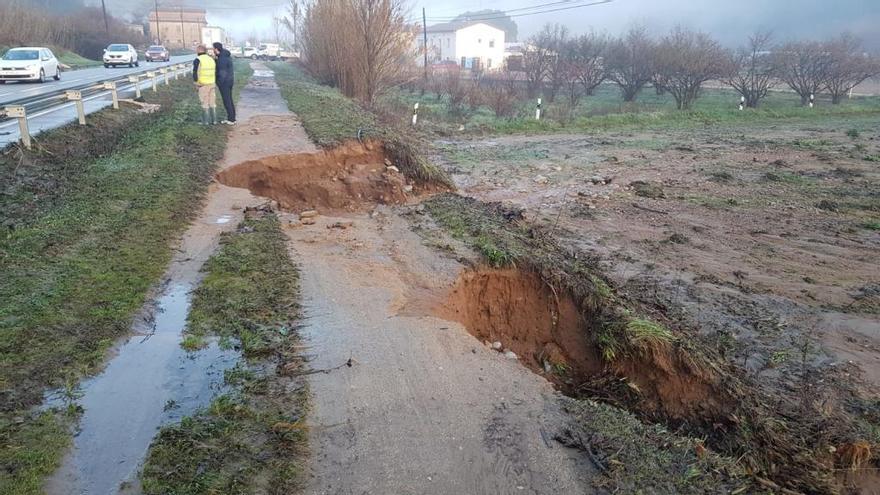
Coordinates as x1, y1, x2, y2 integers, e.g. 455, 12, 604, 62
154, 0, 162, 45
179, 6, 186, 51
422, 8, 428, 85
101, 0, 109, 33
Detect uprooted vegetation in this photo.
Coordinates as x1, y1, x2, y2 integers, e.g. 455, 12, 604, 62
419, 193, 876, 493
141, 212, 308, 494
216, 140, 413, 213
267, 61, 452, 188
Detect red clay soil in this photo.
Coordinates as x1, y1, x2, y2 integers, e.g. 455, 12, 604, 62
438, 268, 731, 422
216, 140, 409, 213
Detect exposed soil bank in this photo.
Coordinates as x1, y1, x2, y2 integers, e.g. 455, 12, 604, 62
216, 140, 412, 213
439, 268, 728, 422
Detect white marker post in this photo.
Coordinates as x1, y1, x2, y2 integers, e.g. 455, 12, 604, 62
739, 96, 745, 111
809, 93, 814, 108
412, 102, 419, 126
535, 98, 542, 120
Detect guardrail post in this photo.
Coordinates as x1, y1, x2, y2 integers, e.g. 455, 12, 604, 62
173, 65, 180, 81
6, 106, 31, 150
147, 71, 157, 92
65, 90, 85, 125
160, 68, 170, 86
128, 75, 142, 98
103, 81, 119, 109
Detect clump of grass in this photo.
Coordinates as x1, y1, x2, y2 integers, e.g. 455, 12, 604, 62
846, 128, 860, 139
626, 318, 676, 348
141, 213, 307, 494
861, 220, 880, 231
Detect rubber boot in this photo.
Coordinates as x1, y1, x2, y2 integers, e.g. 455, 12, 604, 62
201, 109, 209, 125
209, 107, 217, 125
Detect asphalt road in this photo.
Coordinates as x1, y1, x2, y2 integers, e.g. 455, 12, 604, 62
0, 55, 193, 105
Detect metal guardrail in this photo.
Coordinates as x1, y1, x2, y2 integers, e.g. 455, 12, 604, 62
1, 62, 193, 149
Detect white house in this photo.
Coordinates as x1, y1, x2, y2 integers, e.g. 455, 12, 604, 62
420, 21, 505, 71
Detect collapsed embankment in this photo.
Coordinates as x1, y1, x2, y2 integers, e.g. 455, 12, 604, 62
421, 192, 873, 494
216, 140, 434, 213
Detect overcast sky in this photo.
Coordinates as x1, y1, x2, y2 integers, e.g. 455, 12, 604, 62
104, 0, 880, 49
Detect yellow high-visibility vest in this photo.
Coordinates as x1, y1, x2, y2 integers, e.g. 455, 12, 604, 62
196, 54, 216, 85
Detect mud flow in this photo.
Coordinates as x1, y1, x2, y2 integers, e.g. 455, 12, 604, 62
216, 140, 410, 212
439, 268, 728, 422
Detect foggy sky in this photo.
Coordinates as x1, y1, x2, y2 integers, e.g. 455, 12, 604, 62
98, 0, 879, 49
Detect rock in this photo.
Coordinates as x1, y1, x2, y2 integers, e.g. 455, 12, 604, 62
386, 165, 400, 173
300, 210, 319, 219
301, 217, 317, 225
534, 175, 549, 184
327, 221, 353, 229
403, 185, 414, 193
384, 158, 392, 166
491, 341, 503, 351
589, 175, 605, 185
504, 350, 518, 360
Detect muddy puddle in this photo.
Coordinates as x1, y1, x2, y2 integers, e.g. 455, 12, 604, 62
44, 283, 239, 494
216, 140, 412, 213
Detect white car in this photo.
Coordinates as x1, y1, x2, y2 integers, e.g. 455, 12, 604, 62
103, 44, 139, 68
0, 47, 61, 84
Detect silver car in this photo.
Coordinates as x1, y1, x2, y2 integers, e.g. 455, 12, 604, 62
103, 44, 139, 68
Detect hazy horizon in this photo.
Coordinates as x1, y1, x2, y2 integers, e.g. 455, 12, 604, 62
87, 0, 879, 49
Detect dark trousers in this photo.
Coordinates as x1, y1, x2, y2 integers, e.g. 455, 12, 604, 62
218, 83, 235, 122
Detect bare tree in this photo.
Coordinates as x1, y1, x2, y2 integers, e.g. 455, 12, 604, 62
654, 27, 728, 110
725, 30, 777, 108
300, 0, 414, 104
281, 0, 302, 51
542, 23, 569, 103
569, 33, 608, 96
823, 34, 880, 104
774, 40, 832, 106
522, 26, 555, 98
606, 26, 656, 102
483, 69, 521, 117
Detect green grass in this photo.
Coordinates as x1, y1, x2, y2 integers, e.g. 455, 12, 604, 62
382, 82, 880, 135
0, 66, 252, 495
141, 214, 307, 495
266, 61, 451, 186
55, 49, 101, 69
861, 220, 880, 231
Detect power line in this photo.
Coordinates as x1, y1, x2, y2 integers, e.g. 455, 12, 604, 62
425, 0, 598, 20
413, 0, 612, 25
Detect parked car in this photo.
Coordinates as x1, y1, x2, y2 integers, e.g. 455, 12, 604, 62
103, 44, 139, 68
233, 46, 258, 59
0, 47, 60, 83
145, 45, 170, 62
256, 43, 280, 60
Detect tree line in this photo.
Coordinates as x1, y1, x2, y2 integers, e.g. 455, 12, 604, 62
0, 0, 147, 60
514, 24, 880, 110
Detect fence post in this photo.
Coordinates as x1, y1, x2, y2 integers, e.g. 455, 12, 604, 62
411, 102, 419, 126
6, 106, 31, 150
173, 64, 180, 81
128, 75, 142, 98
535, 97, 542, 120
66, 90, 85, 125
146, 71, 157, 92
103, 81, 119, 109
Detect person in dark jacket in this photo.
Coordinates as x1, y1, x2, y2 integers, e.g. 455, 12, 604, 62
212, 42, 236, 125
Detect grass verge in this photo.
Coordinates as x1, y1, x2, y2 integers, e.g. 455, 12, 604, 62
0, 64, 252, 494
266, 61, 452, 187
141, 212, 307, 494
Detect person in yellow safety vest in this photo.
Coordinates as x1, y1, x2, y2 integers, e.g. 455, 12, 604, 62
192, 44, 217, 125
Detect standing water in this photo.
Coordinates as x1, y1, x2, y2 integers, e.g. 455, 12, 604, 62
45, 283, 239, 494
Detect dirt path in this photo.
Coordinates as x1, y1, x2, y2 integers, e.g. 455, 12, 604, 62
286, 210, 592, 494
45, 62, 314, 495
